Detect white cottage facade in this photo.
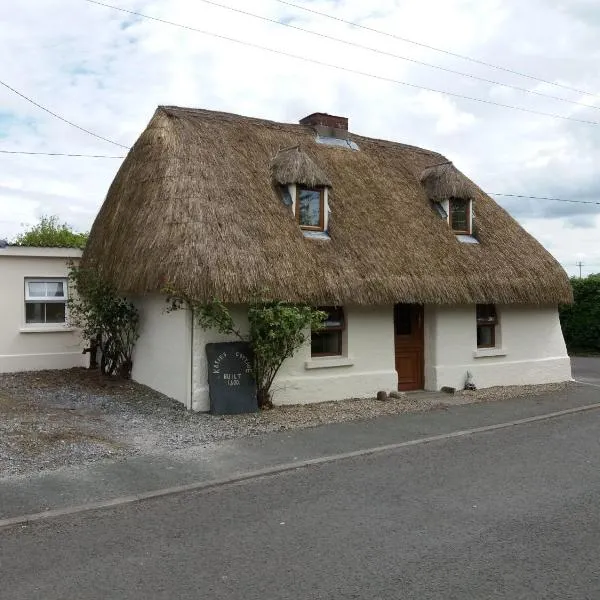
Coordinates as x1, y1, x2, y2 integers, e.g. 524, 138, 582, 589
130, 297, 570, 411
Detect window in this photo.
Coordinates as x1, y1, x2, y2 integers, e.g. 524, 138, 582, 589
449, 198, 471, 234
311, 306, 344, 356
297, 187, 325, 231
24, 278, 68, 325
476, 304, 497, 348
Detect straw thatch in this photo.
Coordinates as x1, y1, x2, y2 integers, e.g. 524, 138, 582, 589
420, 161, 477, 202
84, 106, 572, 305
271, 146, 332, 187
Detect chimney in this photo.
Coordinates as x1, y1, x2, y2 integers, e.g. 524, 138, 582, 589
299, 112, 348, 131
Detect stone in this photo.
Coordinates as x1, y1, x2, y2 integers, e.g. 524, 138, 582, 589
376, 390, 389, 401
389, 390, 407, 399
440, 386, 456, 394
205, 342, 258, 415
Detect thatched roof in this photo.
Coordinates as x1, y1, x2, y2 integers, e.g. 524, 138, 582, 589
271, 146, 331, 187
420, 161, 477, 202
84, 106, 572, 305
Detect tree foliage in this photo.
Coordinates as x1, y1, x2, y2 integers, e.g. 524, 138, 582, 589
13, 215, 88, 248
559, 275, 600, 354
68, 264, 139, 378
166, 292, 326, 408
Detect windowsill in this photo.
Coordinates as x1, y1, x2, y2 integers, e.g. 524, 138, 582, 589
20, 326, 75, 334
305, 356, 354, 370
473, 347, 507, 358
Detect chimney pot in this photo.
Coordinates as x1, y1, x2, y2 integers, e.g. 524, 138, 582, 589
299, 112, 348, 131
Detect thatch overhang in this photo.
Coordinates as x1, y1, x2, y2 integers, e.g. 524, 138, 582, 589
420, 161, 478, 202
83, 106, 573, 305
271, 146, 331, 187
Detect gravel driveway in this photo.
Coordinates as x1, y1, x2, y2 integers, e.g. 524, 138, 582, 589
0, 368, 572, 477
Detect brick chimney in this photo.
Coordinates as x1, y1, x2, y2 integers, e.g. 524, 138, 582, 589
299, 112, 348, 131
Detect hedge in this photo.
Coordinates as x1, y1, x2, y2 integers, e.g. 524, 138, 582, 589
559, 275, 600, 354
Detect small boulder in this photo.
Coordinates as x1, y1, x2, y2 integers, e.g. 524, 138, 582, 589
376, 390, 389, 401
440, 386, 456, 394
389, 390, 407, 399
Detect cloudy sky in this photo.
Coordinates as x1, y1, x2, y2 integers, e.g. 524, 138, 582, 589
1, 0, 599, 276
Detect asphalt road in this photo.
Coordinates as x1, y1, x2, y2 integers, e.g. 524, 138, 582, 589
572, 356, 600, 385
2, 408, 600, 600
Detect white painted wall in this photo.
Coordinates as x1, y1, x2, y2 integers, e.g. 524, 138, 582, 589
0, 247, 87, 373
426, 304, 571, 390
131, 294, 192, 407
133, 297, 571, 410
190, 304, 397, 411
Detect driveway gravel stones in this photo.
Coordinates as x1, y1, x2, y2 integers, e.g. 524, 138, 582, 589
0, 368, 572, 477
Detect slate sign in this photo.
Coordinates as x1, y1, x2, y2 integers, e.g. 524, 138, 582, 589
206, 342, 258, 415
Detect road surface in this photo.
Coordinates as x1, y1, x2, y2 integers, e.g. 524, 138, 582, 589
2, 407, 600, 599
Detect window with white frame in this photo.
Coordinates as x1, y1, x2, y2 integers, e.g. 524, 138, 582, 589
24, 278, 68, 325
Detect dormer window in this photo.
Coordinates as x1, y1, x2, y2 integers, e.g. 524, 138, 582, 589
448, 198, 471, 234
297, 187, 325, 231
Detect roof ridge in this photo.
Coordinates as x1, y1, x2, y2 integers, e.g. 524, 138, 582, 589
158, 105, 445, 158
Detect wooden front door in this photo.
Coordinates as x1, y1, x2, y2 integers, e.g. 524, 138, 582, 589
394, 304, 424, 391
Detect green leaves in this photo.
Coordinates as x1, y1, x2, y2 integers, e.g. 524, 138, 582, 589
560, 275, 600, 354
68, 264, 139, 378
13, 215, 88, 248
165, 291, 326, 408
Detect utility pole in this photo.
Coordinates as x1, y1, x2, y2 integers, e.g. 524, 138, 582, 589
576, 261, 584, 279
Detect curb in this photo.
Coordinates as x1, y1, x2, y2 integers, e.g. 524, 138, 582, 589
2, 400, 600, 530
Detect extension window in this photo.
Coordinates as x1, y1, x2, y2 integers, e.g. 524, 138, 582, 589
24, 278, 68, 325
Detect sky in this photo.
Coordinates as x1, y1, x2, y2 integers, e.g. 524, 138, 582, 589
1, 0, 599, 277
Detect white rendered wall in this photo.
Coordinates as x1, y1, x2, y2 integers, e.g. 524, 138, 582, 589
131, 295, 192, 407
426, 304, 571, 390
190, 305, 397, 411
0, 251, 87, 373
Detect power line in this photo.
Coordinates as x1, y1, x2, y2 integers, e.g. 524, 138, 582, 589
1, 144, 598, 208
492, 193, 600, 206
273, 0, 600, 100
0, 150, 126, 157
0, 80, 129, 149
193, 0, 600, 113
83, 0, 600, 127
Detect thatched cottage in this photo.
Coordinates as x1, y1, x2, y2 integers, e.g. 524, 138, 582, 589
84, 107, 572, 410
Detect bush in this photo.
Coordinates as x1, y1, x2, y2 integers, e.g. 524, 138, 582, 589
68, 264, 139, 378
559, 275, 600, 354
166, 293, 326, 408
13, 215, 88, 248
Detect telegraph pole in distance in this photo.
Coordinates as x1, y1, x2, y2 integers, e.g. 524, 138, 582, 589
576, 261, 584, 279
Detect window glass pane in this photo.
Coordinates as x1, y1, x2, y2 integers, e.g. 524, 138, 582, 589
298, 189, 321, 228
26, 302, 45, 323
476, 304, 497, 323
477, 325, 494, 347
28, 281, 47, 297
45, 302, 66, 323
46, 281, 65, 298
450, 199, 469, 232
322, 307, 343, 328
311, 331, 341, 355
394, 304, 412, 335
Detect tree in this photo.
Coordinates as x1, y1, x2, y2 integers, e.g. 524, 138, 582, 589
167, 293, 326, 408
13, 215, 88, 248
68, 264, 139, 378
559, 274, 600, 354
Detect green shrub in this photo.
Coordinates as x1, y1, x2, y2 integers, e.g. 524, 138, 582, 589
13, 215, 88, 248
559, 275, 600, 354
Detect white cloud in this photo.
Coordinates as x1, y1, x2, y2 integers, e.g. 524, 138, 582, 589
0, 0, 599, 274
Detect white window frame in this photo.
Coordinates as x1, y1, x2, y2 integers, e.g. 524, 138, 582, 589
23, 277, 69, 328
